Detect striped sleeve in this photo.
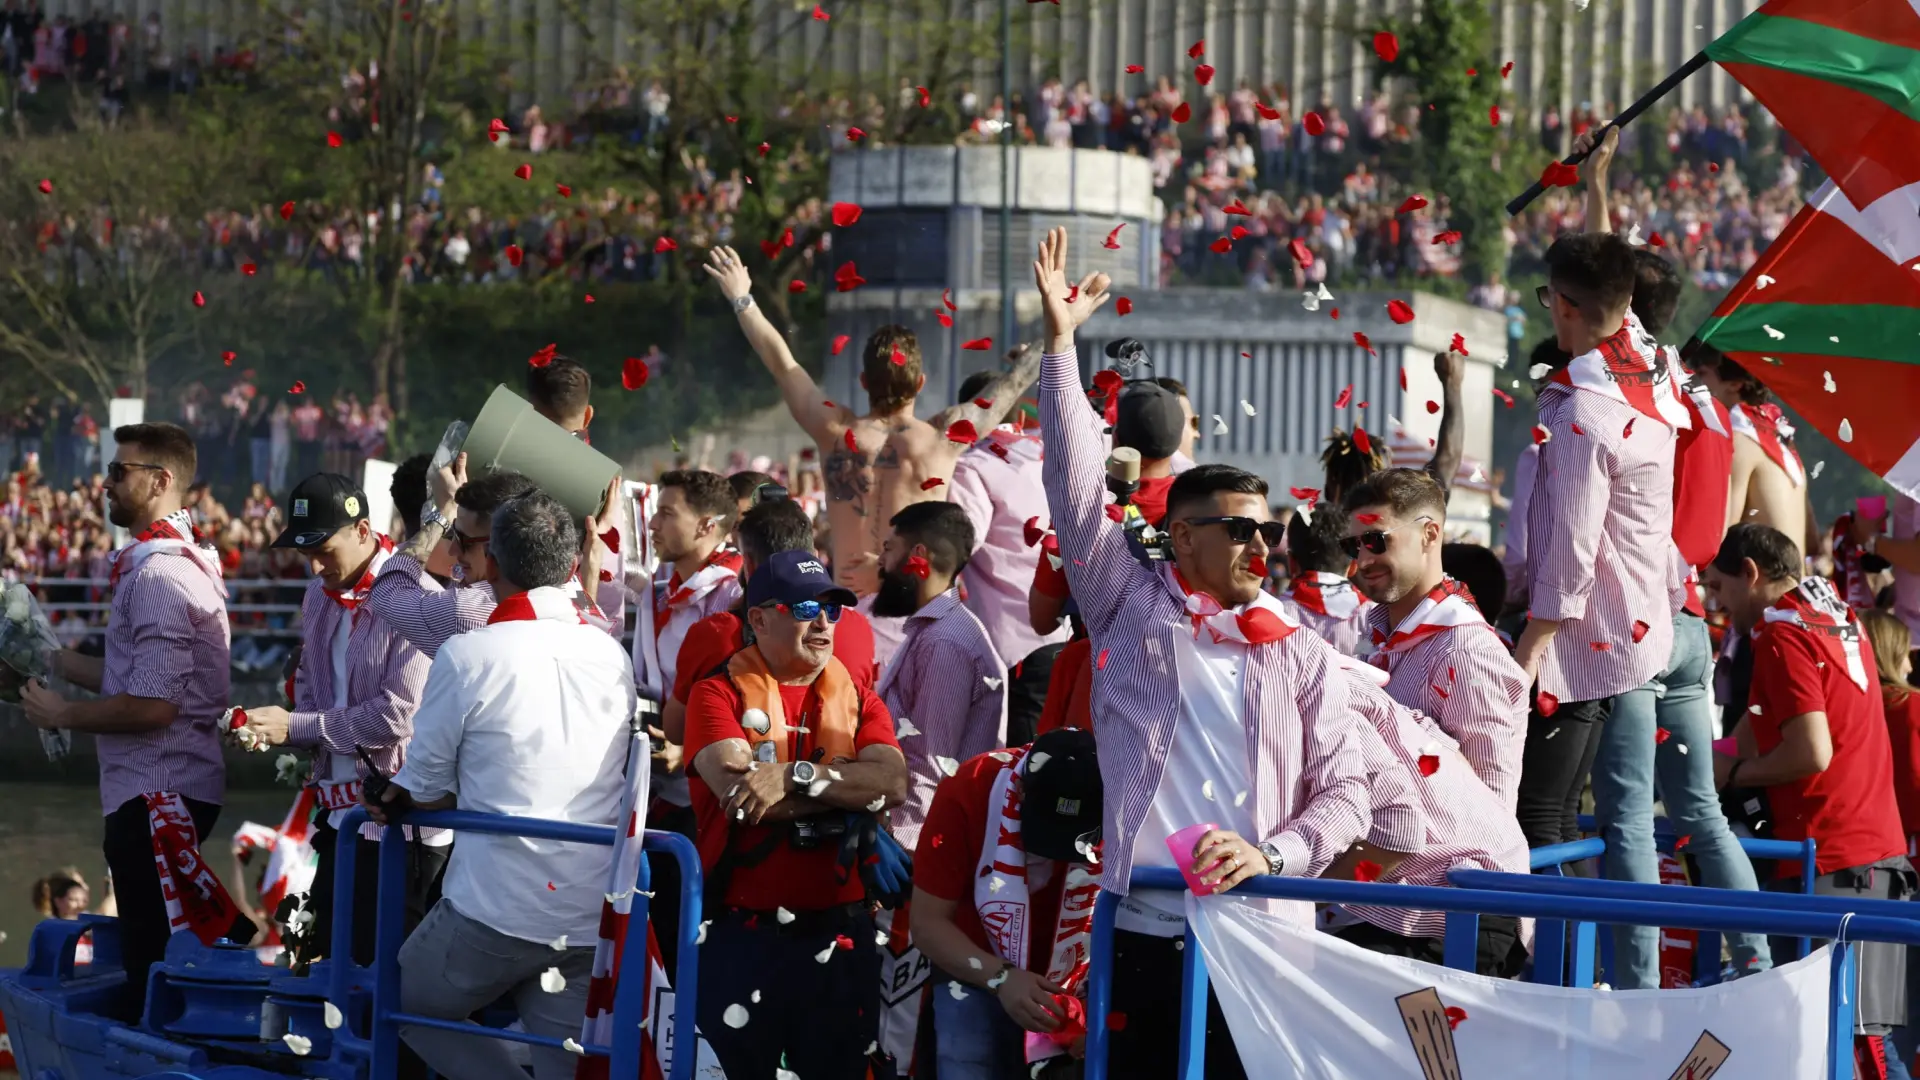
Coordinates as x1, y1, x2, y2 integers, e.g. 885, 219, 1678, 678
1264, 639, 1396, 874
1528, 393, 1612, 624
1037, 347, 1150, 633
118, 563, 199, 704
365, 553, 492, 657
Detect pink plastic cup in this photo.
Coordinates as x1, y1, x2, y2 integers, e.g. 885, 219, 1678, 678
1166, 822, 1221, 897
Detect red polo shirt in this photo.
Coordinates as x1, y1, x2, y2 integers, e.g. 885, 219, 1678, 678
913, 752, 1065, 968
684, 673, 899, 911
671, 608, 877, 704
1748, 622, 1905, 876
1884, 686, 1920, 844
1035, 637, 1094, 736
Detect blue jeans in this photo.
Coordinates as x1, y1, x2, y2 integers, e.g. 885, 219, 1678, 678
1593, 612, 1771, 988
931, 971, 1029, 1080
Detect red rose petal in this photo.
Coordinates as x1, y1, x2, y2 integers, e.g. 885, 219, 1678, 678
1352, 427, 1372, 455
889, 347, 907, 366
1104, 504, 1126, 523
972, 397, 994, 410
942, 287, 958, 312
1541, 160, 1580, 188
192, 291, 206, 308
1492, 387, 1515, 408
1107, 1011, 1129, 1031
1537, 691, 1560, 717
960, 338, 992, 351
1187, 39, 1204, 58
1354, 513, 1380, 526
1372, 31, 1398, 62
1255, 101, 1280, 121
920, 478, 945, 491
1395, 195, 1428, 215
1353, 332, 1375, 356
1708, 162, 1721, 174
1632, 619, 1651, 643
514, 163, 533, 180
1332, 384, 1353, 409
1649, 231, 1667, 248
758, 141, 770, 156
946, 420, 979, 444
327, 130, 342, 148
1425, 400, 1440, 414
547, 881, 557, 891
1624, 418, 1637, 439
1433, 229, 1463, 245
1445, 1005, 1468, 1030
1229, 225, 1249, 242
1417, 754, 1440, 777
844, 429, 858, 453
556, 183, 572, 197
505, 244, 524, 267
1501, 61, 1514, 78
789, 280, 807, 293
1125, 64, 1144, 74
834, 261, 867, 291
222, 350, 236, 364
1353, 859, 1383, 882
1194, 63, 1214, 86
846, 126, 867, 141
529, 343, 558, 368
1222, 200, 1250, 216
1171, 102, 1192, 123
1116, 296, 1134, 316
1399, 369, 1408, 391
1590, 641, 1613, 652
1387, 299, 1415, 324
1096, 649, 1109, 670
1654, 727, 1672, 745
242, 262, 257, 276
1570, 423, 1586, 436
37, 178, 53, 194
1288, 486, 1320, 501
831, 334, 852, 355
1303, 111, 1326, 137
1024, 517, 1046, 547
916, 86, 931, 108
1287, 237, 1314, 267
835, 933, 854, 950
1531, 424, 1550, 445
831, 201, 863, 227
1489, 104, 1503, 127
811, 3, 829, 18
905, 555, 931, 580
280, 200, 296, 220
936, 310, 953, 328
653, 236, 677, 253
1450, 332, 1469, 355
622, 356, 650, 391
488, 117, 509, 133
290, 381, 306, 394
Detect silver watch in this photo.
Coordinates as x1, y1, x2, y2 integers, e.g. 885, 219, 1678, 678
1256, 842, 1285, 876
731, 294, 755, 314
421, 500, 451, 531
790, 760, 817, 786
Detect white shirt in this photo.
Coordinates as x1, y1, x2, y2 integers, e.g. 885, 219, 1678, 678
1116, 629, 1257, 936
394, 587, 639, 944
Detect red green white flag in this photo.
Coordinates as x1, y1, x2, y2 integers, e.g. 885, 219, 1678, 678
1706, 0, 1920, 210
1693, 179, 1920, 499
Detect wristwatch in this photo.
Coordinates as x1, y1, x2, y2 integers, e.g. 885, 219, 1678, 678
790, 760, 817, 787
1256, 841, 1286, 876
421, 500, 451, 532
732, 295, 755, 314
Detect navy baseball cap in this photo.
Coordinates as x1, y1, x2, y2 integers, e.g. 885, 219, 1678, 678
273, 473, 370, 548
743, 550, 858, 610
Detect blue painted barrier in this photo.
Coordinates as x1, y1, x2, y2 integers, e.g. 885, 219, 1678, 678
1083, 866, 1919, 1080
325, 808, 703, 1080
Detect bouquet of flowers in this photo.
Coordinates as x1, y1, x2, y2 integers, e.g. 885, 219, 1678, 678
0, 581, 70, 760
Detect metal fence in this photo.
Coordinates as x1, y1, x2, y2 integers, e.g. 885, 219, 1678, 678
18, 576, 309, 640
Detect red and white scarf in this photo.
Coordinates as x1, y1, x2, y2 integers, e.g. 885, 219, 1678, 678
1731, 402, 1806, 489
1368, 578, 1486, 667
633, 548, 743, 696
108, 509, 224, 590
144, 791, 247, 945
1289, 570, 1366, 620
322, 534, 395, 612
1172, 568, 1297, 646
1548, 310, 1692, 430
488, 586, 590, 626
1762, 576, 1870, 691
974, 745, 1103, 1064
1683, 383, 1730, 438
1831, 515, 1878, 611
576, 713, 666, 1080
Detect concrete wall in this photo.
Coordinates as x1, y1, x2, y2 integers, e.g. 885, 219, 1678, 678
80, 0, 1761, 123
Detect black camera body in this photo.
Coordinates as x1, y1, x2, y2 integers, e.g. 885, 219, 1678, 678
789, 813, 851, 850
1105, 337, 1148, 374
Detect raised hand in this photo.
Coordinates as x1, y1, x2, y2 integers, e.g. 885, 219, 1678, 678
1031, 226, 1111, 353
702, 246, 754, 302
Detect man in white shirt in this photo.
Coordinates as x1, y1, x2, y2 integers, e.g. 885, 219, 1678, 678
369, 488, 639, 1080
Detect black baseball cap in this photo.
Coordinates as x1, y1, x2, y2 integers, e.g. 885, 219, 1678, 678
742, 549, 858, 610
1113, 381, 1186, 461
273, 473, 370, 549
1021, 727, 1103, 862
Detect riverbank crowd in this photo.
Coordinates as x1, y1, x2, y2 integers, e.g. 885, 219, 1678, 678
11, 153, 1920, 1080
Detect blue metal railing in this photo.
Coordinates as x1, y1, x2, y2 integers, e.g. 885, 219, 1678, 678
1083, 867, 1920, 1080
325, 808, 703, 1080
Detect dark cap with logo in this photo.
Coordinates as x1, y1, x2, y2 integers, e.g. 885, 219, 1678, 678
273, 473, 370, 549
1021, 727, 1103, 862
743, 549, 859, 610
1113, 381, 1187, 461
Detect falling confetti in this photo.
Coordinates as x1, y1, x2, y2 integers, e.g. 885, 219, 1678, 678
324, 1002, 343, 1029
1812, 460, 1827, 479
37, 178, 53, 195
1372, 30, 1399, 62
284, 1034, 313, 1056
1353, 860, 1383, 882
1395, 195, 1429, 215
1838, 418, 1854, 442
1756, 274, 1776, 289
1763, 324, 1785, 340
1211, 415, 1229, 435
831, 201, 863, 227
1303, 111, 1326, 137
514, 163, 533, 180
1387, 299, 1414, 324
1240, 400, 1257, 417
1195, 63, 1215, 86
541, 968, 566, 993
934, 755, 960, 776
723, 1004, 751, 1028
1201, 779, 1216, 801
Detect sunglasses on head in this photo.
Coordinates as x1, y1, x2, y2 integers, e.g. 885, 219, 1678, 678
1339, 516, 1434, 558
769, 599, 844, 623
1186, 515, 1285, 546
107, 461, 166, 484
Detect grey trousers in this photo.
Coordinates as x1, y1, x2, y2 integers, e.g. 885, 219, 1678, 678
398, 899, 596, 1080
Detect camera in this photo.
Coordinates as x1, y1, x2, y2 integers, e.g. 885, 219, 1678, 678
789, 813, 850, 850
1104, 337, 1149, 376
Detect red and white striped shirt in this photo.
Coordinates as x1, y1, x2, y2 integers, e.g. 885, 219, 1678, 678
1040, 348, 1404, 895
1526, 383, 1678, 703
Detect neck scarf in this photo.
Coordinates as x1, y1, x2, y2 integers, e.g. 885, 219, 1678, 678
1171, 567, 1297, 646
1831, 515, 1878, 611
654, 548, 745, 635
143, 791, 248, 946
634, 547, 743, 695
577, 693, 664, 1080
1547, 309, 1692, 430
1289, 570, 1366, 619
487, 586, 590, 626
974, 746, 1102, 1064
1730, 403, 1806, 489
1369, 578, 1486, 667
322, 533, 395, 612
108, 508, 223, 589
1762, 576, 1870, 691
1683, 383, 1730, 438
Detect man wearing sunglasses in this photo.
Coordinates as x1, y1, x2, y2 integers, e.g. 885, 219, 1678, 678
684, 550, 909, 1080
1031, 226, 1392, 1080
1277, 503, 1375, 659
1343, 469, 1528, 811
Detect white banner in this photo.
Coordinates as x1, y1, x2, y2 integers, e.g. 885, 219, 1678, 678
1188, 894, 1833, 1080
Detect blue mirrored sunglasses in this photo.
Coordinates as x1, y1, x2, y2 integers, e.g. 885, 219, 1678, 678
775, 600, 844, 623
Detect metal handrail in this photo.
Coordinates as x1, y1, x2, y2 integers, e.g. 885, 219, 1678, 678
1084, 866, 1915, 1080
325, 807, 702, 1080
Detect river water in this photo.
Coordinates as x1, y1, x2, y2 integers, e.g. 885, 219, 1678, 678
0, 783, 300, 970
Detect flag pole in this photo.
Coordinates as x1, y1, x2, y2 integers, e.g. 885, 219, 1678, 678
1505, 51, 1712, 216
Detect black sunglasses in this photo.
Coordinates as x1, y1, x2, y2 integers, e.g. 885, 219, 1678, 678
1339, 516, 1434, 558
107, 461, 166, 484
1186, 515, 1285, 546
448, 525, 491, 556
1535, 284, 1579, 310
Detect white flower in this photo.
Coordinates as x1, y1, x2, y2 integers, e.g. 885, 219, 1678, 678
540, 967, 565, 993
722, 1003, 751, 1028
283, 1033, 313, 1055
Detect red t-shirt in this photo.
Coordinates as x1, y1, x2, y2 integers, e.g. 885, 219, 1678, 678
913, 752, 1065, 968
1672, 392, 1733, 615
671, 609, 877, 704
1883, 686, 1920, 843
1748, 623, 1906, 875
684, 673, 899, 911
1035, 637, 1094, 736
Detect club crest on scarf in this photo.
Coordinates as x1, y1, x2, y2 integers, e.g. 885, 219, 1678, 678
1549, 310, 1693, 430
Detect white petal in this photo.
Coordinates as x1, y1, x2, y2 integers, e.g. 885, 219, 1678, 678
776, 907, 796, 924
866, 795, 887, 811
1211, 415, 1229, 435
1677, 743, 1689, 755
866, 1042, 879, 1055
1812, 460, 1827, 479
1240, 400, 1257, 417
563, 1038, 586, 1055
828, 768, 844, 780
807, 779, 832, 798
948, 981, 969, 1000
1762, 324, 1785, 340
1830, 336, 1840, 344
983, 676, 1003, 690
1028, 751, 1050, 772
751, 989, 763, 1003
1301, 292, 1321, 312
1201, 779, 1216, 801
1749, 704, 1763, 715
1233, 790, 1248, 807
549, 934, 568, 950
1528, 363, 1551, 380
323, 1002, 343, 1029
934, 755, 960, 777
1626, 224, 1644, 246
988, 751, 1013, 763
722, 1003, 751, 1028
695, 920, 712, 945
777, 1070, 801, 1080
1823, 371, 1837, 393
1756, 274, 1775, 289
283, 1033, 313, 1056
969, 957, 983, 969
989, 875, 1007, 893
896, 716, 921, 737
876, 930, 890, 945
1316, 282, 1334, 300
1469, 465, 1485, 483
1838, 418, 1854, 443
815, 943, 837, 963
540, 967, 565, 993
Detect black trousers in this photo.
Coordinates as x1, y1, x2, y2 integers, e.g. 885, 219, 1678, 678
307, 821, 449, 967
644, 801, 698, 977
1515, 696, 1611, 851
1107, 929, 1247, 1080
1332, 916, 1526, 978
102, 794, 250, 1017
697, 905, 882, 1080
1006, 642, 1064, 749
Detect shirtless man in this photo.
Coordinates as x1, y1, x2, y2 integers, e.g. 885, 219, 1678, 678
703, 246, 1043, 655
